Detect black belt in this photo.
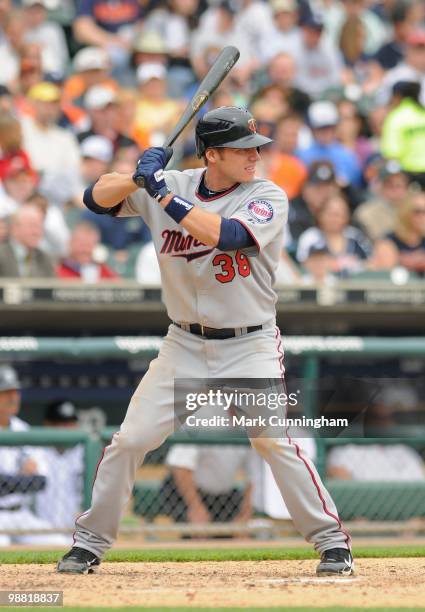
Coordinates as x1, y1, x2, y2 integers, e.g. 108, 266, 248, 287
0, 505, 22, 511
174, 323, 262, 339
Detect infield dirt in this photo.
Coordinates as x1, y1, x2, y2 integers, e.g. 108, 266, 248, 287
2, 558, 425, 608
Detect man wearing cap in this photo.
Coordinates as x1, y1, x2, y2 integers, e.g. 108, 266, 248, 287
260, 0, 300, 63
0, 365, 67, 545
78, 85, 138, 152
34, 400, 83, 533
354, 160, 410, 240
80, 135, 114, 187
21, 82, 83, 205
135, 64, 184, 146
287, 160, 340, 247
283, 13, 344, 99
297, 101, 362, 187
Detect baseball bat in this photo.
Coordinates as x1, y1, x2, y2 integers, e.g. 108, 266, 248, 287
163, 45, 240, 149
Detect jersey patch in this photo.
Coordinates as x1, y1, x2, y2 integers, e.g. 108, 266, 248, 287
246, 200, 274, 224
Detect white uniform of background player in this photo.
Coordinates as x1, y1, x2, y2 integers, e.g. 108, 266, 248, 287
35, 400, 84, 533
58, 107, 352, 576
0, 366, 68, 546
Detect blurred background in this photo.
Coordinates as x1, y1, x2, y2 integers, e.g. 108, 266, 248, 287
0, 0, 425, 545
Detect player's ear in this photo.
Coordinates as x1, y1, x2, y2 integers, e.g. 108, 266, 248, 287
205, 148, 218, 165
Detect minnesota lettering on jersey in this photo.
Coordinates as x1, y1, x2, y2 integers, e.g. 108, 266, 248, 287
161, 229, 214, 262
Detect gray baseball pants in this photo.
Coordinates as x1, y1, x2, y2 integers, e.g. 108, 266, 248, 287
74, 323, 351, 557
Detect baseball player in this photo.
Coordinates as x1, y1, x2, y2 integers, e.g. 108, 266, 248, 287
57, 107, 353, 576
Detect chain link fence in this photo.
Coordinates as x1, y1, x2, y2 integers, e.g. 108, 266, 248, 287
1, 430, 425, 543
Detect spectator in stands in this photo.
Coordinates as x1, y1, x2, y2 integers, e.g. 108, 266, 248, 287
21, 82, 83, 205
354, 159, 410, 240
297, 100, 362, 187
374, 0, 424, 71
288, 161, 340, 246
158, 442, 255, 525
114, 88, 150, 151
0, 10, 27, 90
135, 63, 184, 147
17, 42, 46, 101
0, 203, 55, 278
25, 192, 70, 258
296, 193, 373, 277
35, 399, 83, 534
235, 0, 274, 68
335, 98, 376, 170
63, 46, 114, 118
0, 85, 13, 113
80, 135, 113, 187
256, 139, 307, 201
190, 0, 255, 88
380, 80, 425, 187
57, 221, 119, 281
79, 85, 138, 153
73, 0, 144, 79
140, 3, 197, 97
22, 0, 69, 78
373, 189, 425, 276
255, 53, 311, 116
259, 0, 300, 63
380, 29, 425, 106
0, 111, 36, 186
274, 112, 310, 157
0, 365, 67, 545
289, 12, 344, 99
321, 0, 388, 57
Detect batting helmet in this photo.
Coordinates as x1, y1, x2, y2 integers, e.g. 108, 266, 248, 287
195, 107, 273, 158
0, 365, 20, 392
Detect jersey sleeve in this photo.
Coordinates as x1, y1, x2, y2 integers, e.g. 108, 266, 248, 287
230, 182, 288, 252
116, 188, 153, 225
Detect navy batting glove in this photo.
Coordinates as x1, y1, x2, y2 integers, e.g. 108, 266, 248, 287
132, 146, 173, 201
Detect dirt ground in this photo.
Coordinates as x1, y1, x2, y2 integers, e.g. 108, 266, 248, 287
2, 558, 425, 608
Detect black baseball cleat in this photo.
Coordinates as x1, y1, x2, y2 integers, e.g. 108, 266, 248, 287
316, 548, 354, 576
56, 546, 101, 574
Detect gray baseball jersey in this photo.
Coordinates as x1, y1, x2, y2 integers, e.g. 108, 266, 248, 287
118, 168, 288, 327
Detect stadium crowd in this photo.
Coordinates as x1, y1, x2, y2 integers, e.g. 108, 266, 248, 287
0, 0, 425, 283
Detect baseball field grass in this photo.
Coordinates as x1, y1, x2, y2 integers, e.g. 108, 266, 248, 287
0, 544, 424, 564
1, 544, 424, 610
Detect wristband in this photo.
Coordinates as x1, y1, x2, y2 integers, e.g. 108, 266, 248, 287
164, 195, 194, 223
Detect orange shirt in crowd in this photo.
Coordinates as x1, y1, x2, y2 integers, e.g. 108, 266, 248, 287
268, 153, 307, 200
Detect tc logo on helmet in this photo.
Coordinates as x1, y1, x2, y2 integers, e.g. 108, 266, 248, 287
248, 118, 257, 133
247, 200, 274, 224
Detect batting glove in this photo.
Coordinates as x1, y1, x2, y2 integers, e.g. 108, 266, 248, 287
132, 147, 173, 201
